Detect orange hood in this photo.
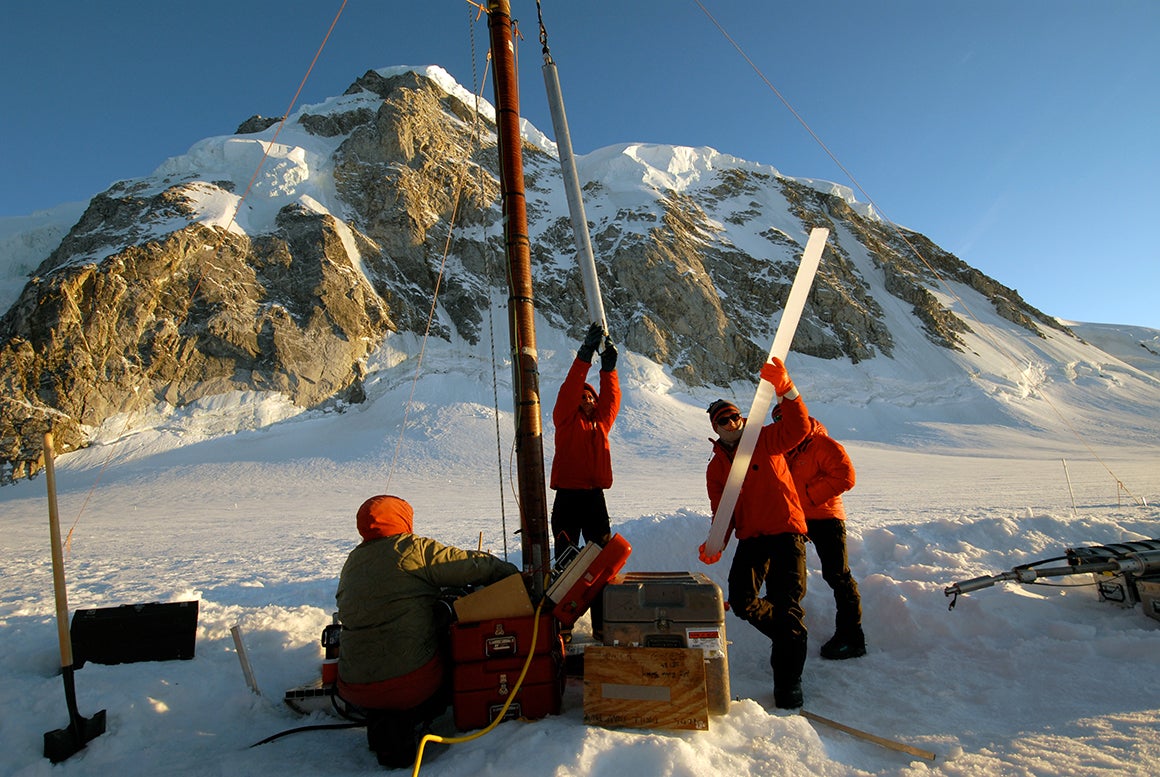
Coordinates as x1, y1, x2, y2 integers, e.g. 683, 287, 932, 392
356, 495, 414, 540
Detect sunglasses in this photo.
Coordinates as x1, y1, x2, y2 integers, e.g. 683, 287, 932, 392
717, 413, 742, 425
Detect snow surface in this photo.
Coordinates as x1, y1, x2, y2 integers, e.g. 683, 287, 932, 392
2, 63, 1160, 777
3, 305, 1159, 776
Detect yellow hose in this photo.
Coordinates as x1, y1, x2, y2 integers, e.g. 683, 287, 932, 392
412, 598, 548, 776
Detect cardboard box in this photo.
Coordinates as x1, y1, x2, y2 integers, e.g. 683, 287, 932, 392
1136, 577, 1160, 623
453, 574, 533, 623
1092, 571, 1139, 608
583, 645, 708, 731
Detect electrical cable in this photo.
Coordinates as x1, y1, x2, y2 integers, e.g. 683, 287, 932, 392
249, 721, 362, 748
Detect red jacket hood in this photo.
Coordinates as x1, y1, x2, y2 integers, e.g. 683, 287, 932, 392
356, 495, 414, 540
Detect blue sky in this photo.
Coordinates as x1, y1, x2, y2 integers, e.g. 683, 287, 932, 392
3, 1, 1157, 328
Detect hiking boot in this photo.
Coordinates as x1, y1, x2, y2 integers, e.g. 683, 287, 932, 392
367, 712, 418, 769
820, 632, 866, 660
774, 681, 803, 710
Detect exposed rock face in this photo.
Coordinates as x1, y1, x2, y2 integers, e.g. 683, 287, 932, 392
0, 67, 1067, 483
328, 70, 504, 344
0, 200, 391, 481
236, 115, 281, 135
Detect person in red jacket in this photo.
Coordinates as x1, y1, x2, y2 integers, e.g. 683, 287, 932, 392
784, 416, 865, 659
703, 357, 811, 709
550, 322, 621, 638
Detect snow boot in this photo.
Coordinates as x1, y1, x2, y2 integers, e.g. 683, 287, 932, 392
774, 680, 803, 710
366, 709, 419, 769
820, 629, 866, 660
770, 636, 807, 710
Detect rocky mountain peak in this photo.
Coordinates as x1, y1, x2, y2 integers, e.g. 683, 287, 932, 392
0, 66, 1073, 483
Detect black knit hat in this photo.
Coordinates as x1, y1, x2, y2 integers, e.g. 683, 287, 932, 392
707, 399, 741, 427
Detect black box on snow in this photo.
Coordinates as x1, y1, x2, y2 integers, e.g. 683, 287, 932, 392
70, 600, 199, 667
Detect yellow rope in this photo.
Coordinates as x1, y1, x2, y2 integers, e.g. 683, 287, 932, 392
386, 9, 497, 493
410, 598, 548, 777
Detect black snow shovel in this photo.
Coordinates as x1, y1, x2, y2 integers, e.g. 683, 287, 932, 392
42, 432, 106, 763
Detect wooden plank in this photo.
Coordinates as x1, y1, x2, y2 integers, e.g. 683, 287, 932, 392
583, 646, 708, 731
801, 710, 937, 761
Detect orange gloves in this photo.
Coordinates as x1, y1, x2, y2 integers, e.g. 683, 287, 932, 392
759, 357, 795, 396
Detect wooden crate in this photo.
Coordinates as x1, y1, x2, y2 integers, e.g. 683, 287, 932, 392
582, 646, 708, 731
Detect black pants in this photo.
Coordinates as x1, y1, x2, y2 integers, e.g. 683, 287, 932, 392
551, 488, 612, 635
363, 602, 455, 768
364, 689, 448, 768
727, 533, 808, 692
806, 518, 862, 636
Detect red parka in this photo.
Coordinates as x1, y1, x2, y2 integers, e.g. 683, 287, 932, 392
785, 417, 855, 520
706, 395, 810, 538
550, 357, 620, 490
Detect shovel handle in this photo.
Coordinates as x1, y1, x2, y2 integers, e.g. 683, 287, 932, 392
43, 432, 74, 668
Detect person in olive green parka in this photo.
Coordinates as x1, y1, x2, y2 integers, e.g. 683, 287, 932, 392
336, 494, 519, 768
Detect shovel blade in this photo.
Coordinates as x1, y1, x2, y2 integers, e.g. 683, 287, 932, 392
44, 708, 107, 763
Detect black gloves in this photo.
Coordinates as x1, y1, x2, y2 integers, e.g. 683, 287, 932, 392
577, 322, 604, 363
600, 337, 618, 372
577, 323, 618, 370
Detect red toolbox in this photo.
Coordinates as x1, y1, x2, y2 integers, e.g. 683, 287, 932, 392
452, 652, 565, 730
449, 613, 560, 663
546, 533, 632, 627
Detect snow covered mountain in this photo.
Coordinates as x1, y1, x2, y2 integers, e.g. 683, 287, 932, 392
1, 65, 1158, 484
3, 65, 1159, 777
